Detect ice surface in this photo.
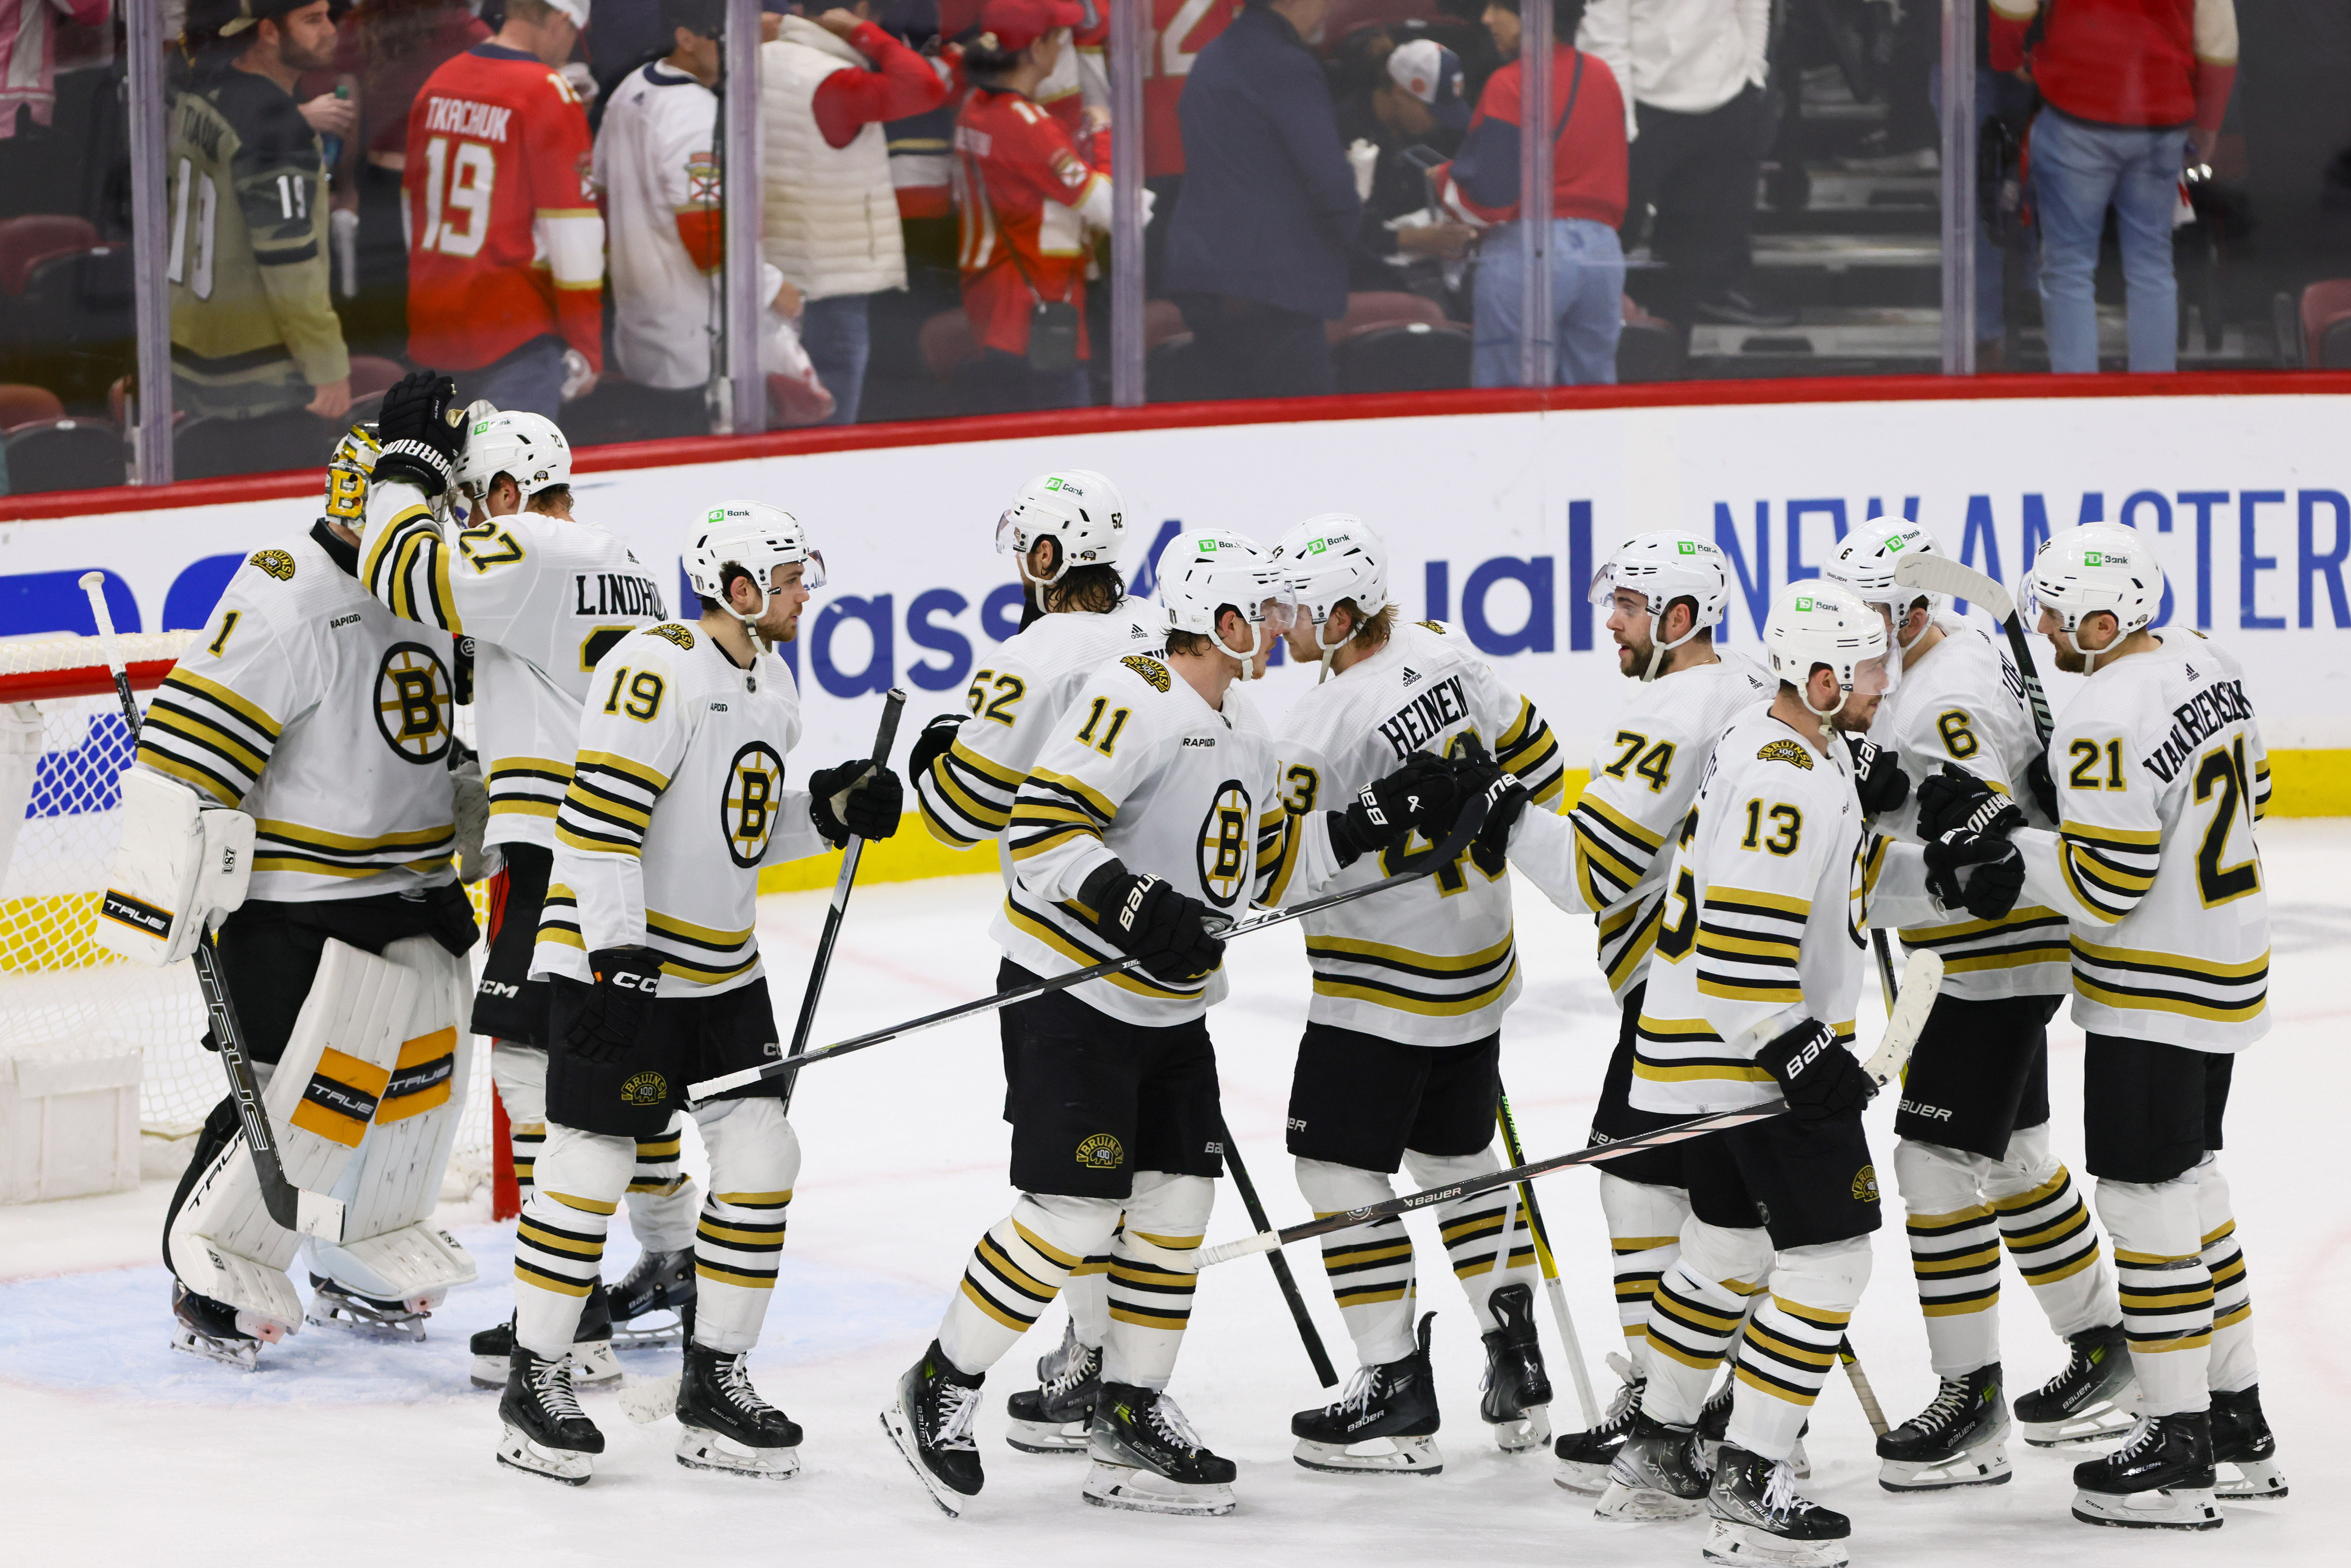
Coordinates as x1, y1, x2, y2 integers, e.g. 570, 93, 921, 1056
6, 823, 2346, 1566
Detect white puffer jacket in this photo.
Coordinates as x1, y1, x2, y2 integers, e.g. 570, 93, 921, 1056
760, 17, 906, 300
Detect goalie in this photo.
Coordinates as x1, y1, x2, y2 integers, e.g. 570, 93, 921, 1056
102, 422, 483, 1370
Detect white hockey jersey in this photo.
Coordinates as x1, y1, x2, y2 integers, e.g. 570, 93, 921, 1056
1863, 616, 2070, 1000
995, 651, 1345, 1027
1509, 655, 1771, 1002
2011, 628, 2270, 1051
1273, 619, 1569, 1045
1632, 710, 1870, 1115
361, 479, 668, 850
531, 620, 833, 998
136, 522, 459, 903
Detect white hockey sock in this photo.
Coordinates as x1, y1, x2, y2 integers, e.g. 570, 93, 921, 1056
1643, 1218, 1773, 1427
1105, 1171, 1214, 1390
1297, 1158, 1416, 1366
1726, 1238, 1870, 1463
1064, 1236, 1113, 1350
1987, 1123, 2113, 1341
2097, 1174, 2213, 1415
2195, 1156, 2257, 1394
1894, 1136, 2003, 1377
490, 1041, 547, 1204
938, 1192, 1120, 1377
691, 1098, 800, 1354
626, 1112, 700, 1255
1409, 1146, 1539, 1333
513, 1123, 633, 1358
1599, 1171, 1690, 1372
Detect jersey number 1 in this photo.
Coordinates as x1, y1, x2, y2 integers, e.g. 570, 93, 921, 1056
418, 136, 497, 258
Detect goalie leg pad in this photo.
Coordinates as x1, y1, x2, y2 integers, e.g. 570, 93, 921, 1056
689, 1097, 801, 1354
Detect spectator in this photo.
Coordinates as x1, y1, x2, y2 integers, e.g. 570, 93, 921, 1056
951, 0, 1111, 411
0, 0, 110, 139
1440, 0, 1628, 385
762, 2, 951, 424
1993, 0, 2238, 374
404, 0, 603, 417
169, 0, 351, 424
1335, 35, 1478, 295
1139, 0, 1240, 289
1577, 0, 1790, 327
1163, 0, 1361, 399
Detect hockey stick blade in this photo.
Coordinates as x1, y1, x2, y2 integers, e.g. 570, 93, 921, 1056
1894, 552, 2014, 625
1861, 948, 1941, 1086
686, 785, 1493, 1103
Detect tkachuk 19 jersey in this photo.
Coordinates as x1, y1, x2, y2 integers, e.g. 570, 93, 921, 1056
1274, 619, 1568, 1044
360, 479, 667, 849
1632, 712, 1870, 1115
532, 621, 832, 997
996, 651, 1343, 1026
1509, 656, 1770, 1002
1864, 616, 2069, 999
913, 599, 1165, 866
135, 522, 459, 902
2012, 628, 2270, 1051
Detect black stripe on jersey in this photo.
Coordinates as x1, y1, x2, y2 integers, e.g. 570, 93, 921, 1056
1494, 698, 1568, 802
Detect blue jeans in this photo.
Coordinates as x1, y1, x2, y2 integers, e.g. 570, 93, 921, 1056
798, 293, 871, 425
2030, 108, 2187, 373
1472, 218, 1626, 387
455, 334, 567, 418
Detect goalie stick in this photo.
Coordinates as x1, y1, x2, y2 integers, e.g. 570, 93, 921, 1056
78, 572, 345, 1243
1121, 951, 1946, 1275
685, 787, 1495, 1104
1893, 552, 2055, 745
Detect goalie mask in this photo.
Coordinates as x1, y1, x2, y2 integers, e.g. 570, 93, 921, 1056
2022, 522, 2164, 674
686, 501, 825, 650
1271, 514, 1388, 682
1763, 579, 1897, 721
1589, 531, 1730, 681
322, 422, 382, 527
1153, 528, 1297, 681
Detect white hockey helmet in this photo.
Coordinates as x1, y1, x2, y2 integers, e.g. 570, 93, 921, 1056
686, 500, 825, 645
2022, 522, 2163, 671
455, 406, 573, 504
321, 421, 382, 526
997, 467, 1127, 585
1153, 527, 1298, 681
1589, 531, 1731, 681
1271, 514, 1388, 675
1763, 579, 1897, 718
1823, 514, 1945, 656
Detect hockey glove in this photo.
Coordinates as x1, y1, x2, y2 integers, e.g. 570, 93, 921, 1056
908, 713, 966, 785
1325, 753, 1459, 865
1934, 837, 2026, 921
807, 759, 904, 846
1079, 862, 1225, 984
1914, 764, 2006, 840
1756, 1018, 1873, 1122
568, 948, 661, 1064
1446, 736, 1532, 877
371, 369, 464, 496
2023, 748, 2058, 824
1846, 735, 1910, 816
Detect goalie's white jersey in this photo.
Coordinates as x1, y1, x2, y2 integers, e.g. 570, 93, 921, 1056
135, 522, 459, 903
531, 620, 832, 997
1509, 655, 1770, 1002
1274, 619, 1568, 1045
1632, 711, 1869, 1115
2012, 628, 2271, 1051
361, 480, 669, 849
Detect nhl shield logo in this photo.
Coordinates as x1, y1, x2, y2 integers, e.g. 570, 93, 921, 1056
1075, 1134, 1124, 1170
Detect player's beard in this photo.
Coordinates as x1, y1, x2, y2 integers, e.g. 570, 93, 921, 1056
279, 34, 336, 74
1613, 632, 1652, 679
2048, 636, 2089, 675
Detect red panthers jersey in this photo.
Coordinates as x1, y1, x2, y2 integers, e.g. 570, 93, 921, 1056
1144, 0, 1238, 177
954, 86, 1109, 358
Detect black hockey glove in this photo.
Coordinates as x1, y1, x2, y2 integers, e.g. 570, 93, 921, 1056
908, 713, 965, 784
2023, 748, 2058, 824
807, 759, 904, 846
568, 948, 661, 1064
1324, 753, 1459, 866
371, 369, 464, 495
1845, 735, 1910, 816
1079, 862, 1225, 983
1756, 1018, 1874, 1122
1933, 837, 2027, 921
1446, 736, 1532, 877
1915, 765, 2003, 840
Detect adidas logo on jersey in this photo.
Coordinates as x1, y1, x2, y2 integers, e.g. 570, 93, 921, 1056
1401, 667, 1420, 684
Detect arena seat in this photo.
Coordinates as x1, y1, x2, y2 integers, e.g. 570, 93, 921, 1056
1, 416, 124, 494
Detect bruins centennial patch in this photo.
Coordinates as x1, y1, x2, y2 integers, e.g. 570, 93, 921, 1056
1418, 620, 1448, 634
621, 1071, 669, 1106
649, 623, 697, 651
249, 548, 296, 581
1757, 738, 1815, 770
1076, 1133, 1125, 1170
1121, 654, 1171, 692
1852, 1164, 1880, 1203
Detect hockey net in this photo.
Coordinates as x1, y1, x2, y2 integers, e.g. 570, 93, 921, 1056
0, 634, 495, 1195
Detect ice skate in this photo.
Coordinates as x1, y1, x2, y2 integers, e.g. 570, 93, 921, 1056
1084, 1382, 1238, 1516
305, 1271, 437, 1341
2019, 1322, 2138, 1446
1005, 1320, 1102, 1454
1698, 1373, 1810, 1478
496, 1346, 604, 1486
1593, 1410, 1709, 1520
1703, 1444, 1851, 1567
1554, 1353, 1643, 1495
1876, 1364, 2011, 1491
674, 1342, 801, 1478
1478, 1283, 1552, 1451
2209, 1385, 2286, 1500
609, 1246, 694, 1348
168, 1280, 288, 1371
881, 1341, 985, 1517
469, 1283, 621, 1389
1292, 1311, 1443, 1476
2070, 1413, 2222, 1530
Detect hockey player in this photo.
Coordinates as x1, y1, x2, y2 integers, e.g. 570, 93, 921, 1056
1264, 515, 1572, 1475
1918, 522, 2284, 1526
1820, 516, 2126, 1489
883, 528, 1458, 1517
354, 376, 699, 1384
107, 421, 480, 1369
1484, 579, 1902, 1565
1497, 531, 1772, 1491
908, 466, 1162, 1454
481, 494, 904, 1484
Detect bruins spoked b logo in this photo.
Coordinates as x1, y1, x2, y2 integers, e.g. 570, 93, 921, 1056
722, 741, 785, 867
374, 643, 452, 764
1196, 779, 1252, 909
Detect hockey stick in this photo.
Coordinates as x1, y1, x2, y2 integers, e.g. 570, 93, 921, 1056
1893, 553, 2054, 745
78, 572, 344, 1242
1839, 1338, 1890, 1437
1871, 928, 1901, 1016
686, 790, 1493, 1103
1217, 1113, 1340, 1388
778, 689, 905, 1115
1495, 1088, 1599, 1427
1124, 950, 1948, 1275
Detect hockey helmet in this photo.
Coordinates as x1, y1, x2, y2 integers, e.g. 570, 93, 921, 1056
687, 501, 824, 644
1589, 531, 1730, 681
1763, 579, 1897, 719
1823, 515, 1946, 659
322, 421, 383, 526
455, 407, 573, 504
2022, 522, 2163, 672
996, 468, 1127, 584
1153, 528, 1297, 681
1271, 514, 1389, 676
